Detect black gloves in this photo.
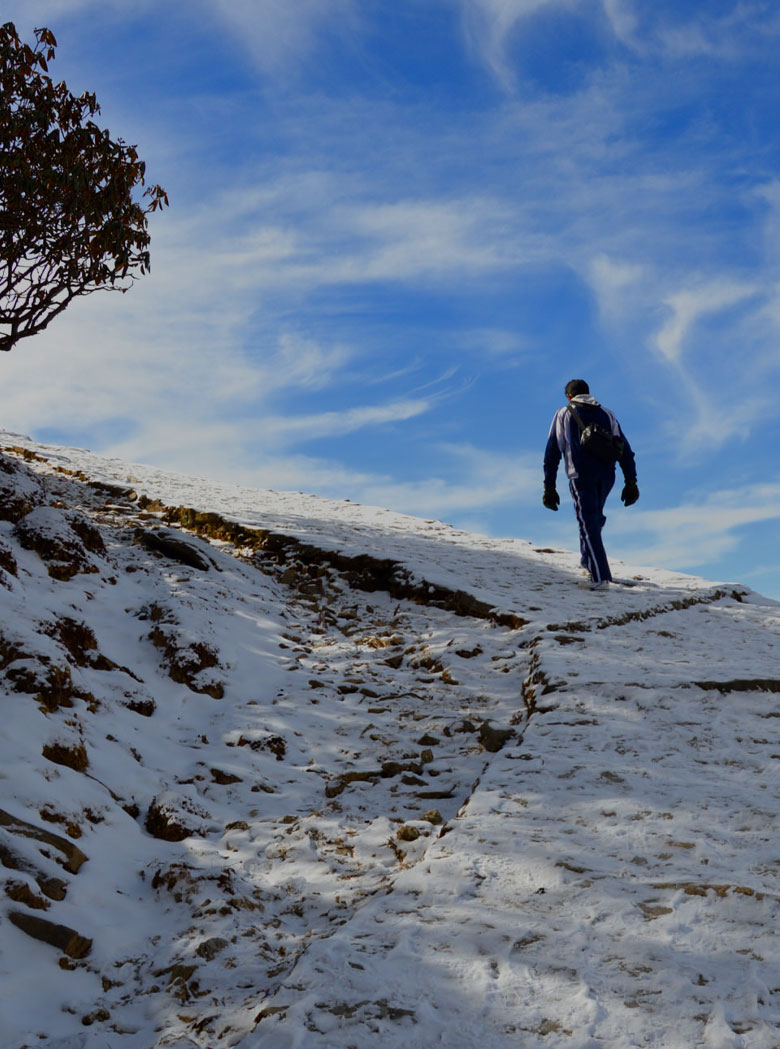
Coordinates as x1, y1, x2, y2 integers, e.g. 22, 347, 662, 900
621, 480, 639, 506
543, 481, 636, 509
542, 485, 560, 511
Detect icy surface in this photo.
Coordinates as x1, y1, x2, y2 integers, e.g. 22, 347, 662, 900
0, 432, 777, 1049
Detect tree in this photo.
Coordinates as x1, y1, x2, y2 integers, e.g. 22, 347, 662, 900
0, 22, 168, 352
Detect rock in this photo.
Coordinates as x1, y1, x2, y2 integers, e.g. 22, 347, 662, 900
134, 527, 212, 571
9, 910, 92, 958
145, 797, 198, 842
396, 825, 420, 842
443, 718, 476, 736
125, 697, 156, 716
210, 768, 242, 785
87, 478, 137, 503
155, 963, 199, 1002
0, 808, 88, 874
14, 506, 104, 580
325, 769, 382, 798
417, 785, 457, 800
5, 879, 50, 909
455, 645, 483, 659
381, 760, 423, 778
0, 841, 69, 900
35, 665, 80, 712
0, 454, 44, 522
478, 721, 514, 753
237, 734, 286, 760
421, 809, 443, 825
48, 618, 100, 666
0, 540, 18, 577
81, 1008, 110, 1026
46, 617, 117, 673
43, 741, 89, 772
196, 936, 229, 960
148, 626, 224, 698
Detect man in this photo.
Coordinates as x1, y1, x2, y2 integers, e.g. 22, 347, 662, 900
543, 379, 638, 591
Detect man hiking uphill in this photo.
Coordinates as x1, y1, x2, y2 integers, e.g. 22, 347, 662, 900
543, 379, 638, 591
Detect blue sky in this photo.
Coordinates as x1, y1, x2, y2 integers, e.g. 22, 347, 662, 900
3, 0, 780, 598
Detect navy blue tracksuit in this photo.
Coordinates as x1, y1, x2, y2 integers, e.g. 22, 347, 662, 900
544, 396, 636, 584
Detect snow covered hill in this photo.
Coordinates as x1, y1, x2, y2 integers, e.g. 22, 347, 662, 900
0, 432, 778, 1049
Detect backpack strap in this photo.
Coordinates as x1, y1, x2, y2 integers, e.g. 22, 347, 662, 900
567, 403, 587, 431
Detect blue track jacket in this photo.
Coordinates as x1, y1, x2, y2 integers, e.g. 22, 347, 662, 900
544, 395, 636, 488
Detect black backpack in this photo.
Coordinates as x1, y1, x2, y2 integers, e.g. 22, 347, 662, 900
567, 404, 625, 465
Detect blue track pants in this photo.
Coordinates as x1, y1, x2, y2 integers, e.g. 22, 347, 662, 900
569, 475, 614, 584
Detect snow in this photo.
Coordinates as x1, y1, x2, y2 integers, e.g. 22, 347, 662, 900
0, 431, 777, 1049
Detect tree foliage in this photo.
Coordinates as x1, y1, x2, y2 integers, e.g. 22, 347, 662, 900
0, 22, 168, 352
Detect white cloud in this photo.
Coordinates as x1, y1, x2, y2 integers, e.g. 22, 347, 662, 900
2, 0, 361, 81
599, 0, 637, 46
587, 254, 645, 321
265, 335, 353, 393
458, 0, 576, 90
654, 281, 758, 365
0, 254, 430, 485
455, 0, 726, 88
455, 328, 530, 359
655, 5, 780, 60
611, 483, 780, 570
592, 2, 780, 60
2, 0, 116, 23
358, 442, 539, 516
258, 398, 433, 444
345, 198, 523, 280
203, 0, 360, 76
755, 180, 780, 270
192, 181, 527, 292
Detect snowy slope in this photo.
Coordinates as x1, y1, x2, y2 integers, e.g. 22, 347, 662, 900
0, 433, 777, 1049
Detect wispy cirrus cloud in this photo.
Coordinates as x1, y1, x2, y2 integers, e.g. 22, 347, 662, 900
179, 178, 529, 294
257, 398, 434, 444
0, 304, 438, 486
611, 483, 780, 572
202, 0, 361, 77
2, 0, 120, 22
654, 281, 759, 365
654, 3, 780, 59
3, 0, 361, 71
358, 442, 540, 517
599, 0, 637, 46
587, 254, 646, 322
456, 0, 780, 94
457, 0, 566, 90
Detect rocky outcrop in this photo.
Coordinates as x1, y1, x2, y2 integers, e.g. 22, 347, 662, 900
137, 501, 527, 629
15, 506, 106, 580
148, 625, 224, 698
9, 911, 92, 958
134, 526, 214, 572
0, 453, 44, 523
0, 808, 88, 874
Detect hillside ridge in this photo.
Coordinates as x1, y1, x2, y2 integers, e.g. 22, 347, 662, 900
0, 436, 778, 1049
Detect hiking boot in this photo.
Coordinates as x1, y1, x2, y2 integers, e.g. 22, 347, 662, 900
589, 580, 610, 592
